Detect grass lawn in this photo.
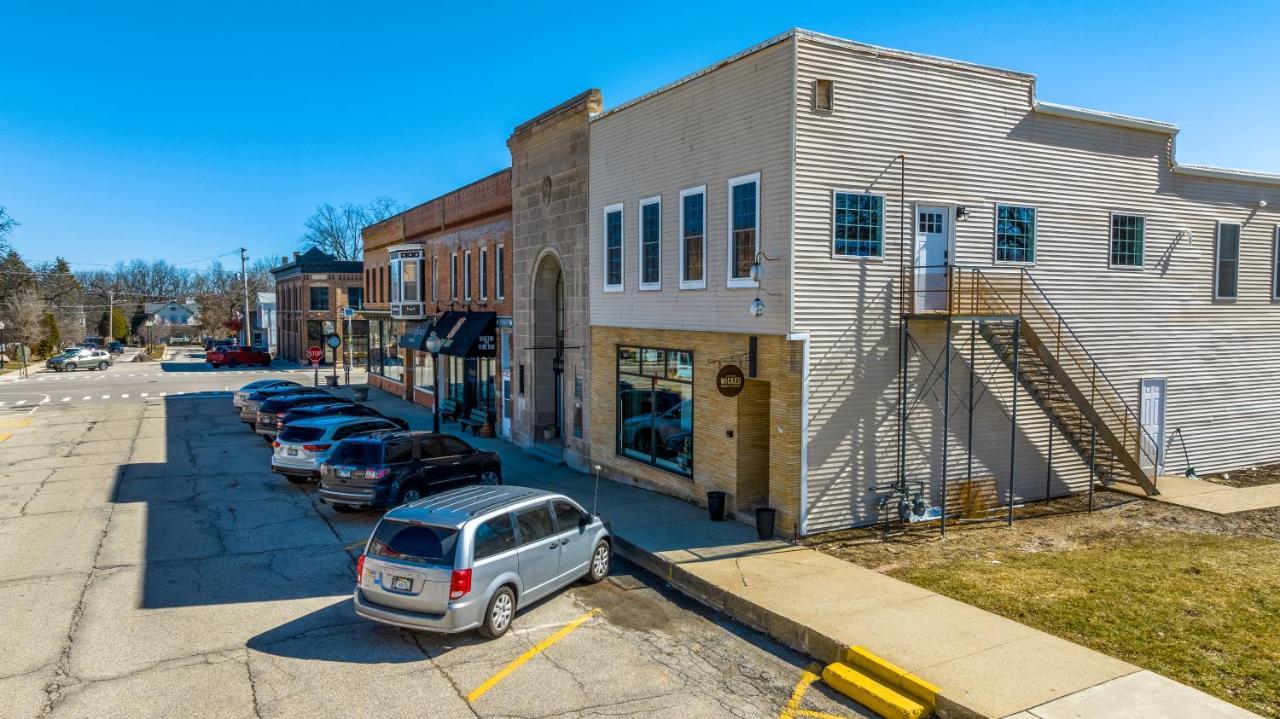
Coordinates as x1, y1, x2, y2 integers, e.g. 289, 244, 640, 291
890, 531, 1280, 717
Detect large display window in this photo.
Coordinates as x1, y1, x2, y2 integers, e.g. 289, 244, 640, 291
616, 346, 693, 476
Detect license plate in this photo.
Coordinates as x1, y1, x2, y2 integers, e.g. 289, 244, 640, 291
391, 575, 413, 591
287, 448, 298, 456
337, 468, 351, 478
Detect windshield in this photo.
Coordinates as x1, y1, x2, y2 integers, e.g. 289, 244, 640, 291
367, 520, 458, 566
279, 426, 325, 443
330, 440, 383, 465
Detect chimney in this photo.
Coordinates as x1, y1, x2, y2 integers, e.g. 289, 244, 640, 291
292, 252, 301, 262
280, 256, 288, 266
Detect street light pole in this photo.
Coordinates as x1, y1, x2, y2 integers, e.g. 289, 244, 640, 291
239, 247, 251, 347
425, 331, 443, 433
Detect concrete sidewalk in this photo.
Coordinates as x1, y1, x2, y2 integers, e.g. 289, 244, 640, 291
351, 386, 1258, 719
1113, 474, 1280, 514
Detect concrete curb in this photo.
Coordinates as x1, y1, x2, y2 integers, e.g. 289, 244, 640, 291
610, 534, 980, 719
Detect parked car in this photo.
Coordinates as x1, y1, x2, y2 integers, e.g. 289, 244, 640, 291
233, 379, 301, 409
619, 398, 691, 460
255, 394, 355, 440
107, 341, 125, 355
239, 385, 328, 423
318, 432, 500, 512
271, 416, 400, 482
207, 344, 271, 368
352, 486, 610, 638
280, 402, 409, 431
47, 348, 112, 372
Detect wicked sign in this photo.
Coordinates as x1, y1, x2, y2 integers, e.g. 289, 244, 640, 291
715, 364, 745, 398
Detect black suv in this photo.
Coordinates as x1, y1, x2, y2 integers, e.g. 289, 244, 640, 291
280, 402, 409, 432
255, 393, 347, 440
318, 432, 501, 512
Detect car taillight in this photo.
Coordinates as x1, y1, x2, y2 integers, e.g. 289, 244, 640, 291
302, 443, 332, 452
272, 440, 280, 448
363, 468, 391, 480
449, 568, 471, 601
356, 554, 366, 581
276, 412, 286, 419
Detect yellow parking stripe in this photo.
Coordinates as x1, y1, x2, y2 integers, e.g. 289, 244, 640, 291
0, 432, 11, 443
0, 418, 32, 428
467, 608, 600, 703
780, 663, 823, 719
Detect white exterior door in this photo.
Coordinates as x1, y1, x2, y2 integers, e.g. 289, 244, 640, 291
914, 206, 949, 312
1139, 378, 1166, 474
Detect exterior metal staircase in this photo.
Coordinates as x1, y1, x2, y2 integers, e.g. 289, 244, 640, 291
913, 266, 1160, 496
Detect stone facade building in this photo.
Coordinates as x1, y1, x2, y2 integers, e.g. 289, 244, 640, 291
271, 247, 364, 366
507, 90, 600, 469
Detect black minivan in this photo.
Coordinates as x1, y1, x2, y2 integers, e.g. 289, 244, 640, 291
318, 432, 501, 512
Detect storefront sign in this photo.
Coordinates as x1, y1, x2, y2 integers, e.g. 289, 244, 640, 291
716, 364, 745, 397
477, 334, 496, 353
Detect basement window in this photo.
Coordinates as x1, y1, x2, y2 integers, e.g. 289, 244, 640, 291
813, 79, 834, 112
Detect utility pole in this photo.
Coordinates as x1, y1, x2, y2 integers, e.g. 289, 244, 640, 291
108, 287, 114, 344
239, 248, 251, 346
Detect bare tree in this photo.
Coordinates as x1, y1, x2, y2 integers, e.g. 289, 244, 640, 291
0, 207, 16, 254
299, 196, 400, 261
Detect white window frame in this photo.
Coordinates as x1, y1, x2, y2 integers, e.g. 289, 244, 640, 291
992, 202, 1039, 267
1272, 226, 1279, 301
464, 249, 473, 302
1107, 212, 1146, 271
1214, 221, 1241, 301
480, 246, 489, 301
450, 253, 458, 301
678, 185, 707, 289
727, 173, 761, 288
496, 243, 505, 300
638, 195, 662, 291
603, 203, 624, 293
830, 189, 887, 261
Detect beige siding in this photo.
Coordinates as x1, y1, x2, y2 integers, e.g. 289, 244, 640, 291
793, 35, 1280, 533
588, 37, 795, 336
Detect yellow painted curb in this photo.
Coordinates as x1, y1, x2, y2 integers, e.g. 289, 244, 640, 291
846, 646, 940, 705
821, 662, 927, 719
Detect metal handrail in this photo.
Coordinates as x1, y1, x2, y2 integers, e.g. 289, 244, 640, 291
913, 264, 1159, 480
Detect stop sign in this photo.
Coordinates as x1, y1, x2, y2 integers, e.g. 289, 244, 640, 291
307, 346, 323, 365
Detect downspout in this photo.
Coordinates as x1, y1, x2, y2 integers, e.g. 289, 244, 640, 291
788, 31, 810, 536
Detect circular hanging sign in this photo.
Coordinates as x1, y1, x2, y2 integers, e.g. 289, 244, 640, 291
716, 364, 745, 398
325, 334, 342, 349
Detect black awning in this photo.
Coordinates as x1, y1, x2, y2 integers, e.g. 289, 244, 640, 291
434, 311, 497, 358
397, 320, 434, 350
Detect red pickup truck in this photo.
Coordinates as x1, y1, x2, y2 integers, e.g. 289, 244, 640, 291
207, 345, 272, 368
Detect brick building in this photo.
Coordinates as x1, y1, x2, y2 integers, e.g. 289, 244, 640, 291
270, 247, 365, 366
360, 170, 513, 435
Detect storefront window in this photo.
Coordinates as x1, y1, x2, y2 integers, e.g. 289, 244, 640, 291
413, 350, 435, 393
617, 346, 693, 476
369, 320, 404, 383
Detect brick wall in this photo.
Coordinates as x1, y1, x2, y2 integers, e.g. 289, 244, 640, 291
589, 326, 804, 536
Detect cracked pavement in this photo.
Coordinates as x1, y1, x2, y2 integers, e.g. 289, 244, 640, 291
0, 356, 871, 718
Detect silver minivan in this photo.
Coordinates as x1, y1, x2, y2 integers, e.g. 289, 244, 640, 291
353, 486, 611, 638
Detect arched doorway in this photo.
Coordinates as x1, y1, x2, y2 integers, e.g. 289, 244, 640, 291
532, 253, 564, 442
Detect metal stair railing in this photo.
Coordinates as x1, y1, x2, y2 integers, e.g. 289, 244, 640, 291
943, 266, 1160, 493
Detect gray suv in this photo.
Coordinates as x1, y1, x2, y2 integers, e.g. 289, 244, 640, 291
353, 486, 611, 639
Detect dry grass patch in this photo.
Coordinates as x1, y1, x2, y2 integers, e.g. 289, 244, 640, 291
806, 496, 1280, 717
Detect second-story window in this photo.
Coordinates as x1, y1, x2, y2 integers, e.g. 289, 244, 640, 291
480, 246, 489, 300
464, 249, 473, 301
451, 253, 459, 301
310, 286, 330, 311
995, 204, 1037, 264
728, 173, 760, 287
348, 286, 363, 309
604, 204, 623, 291
496, 244, 505, 300
639, 196, 661, 290
680, 187, 706, 289
833, 191, 884, 258
1110, 214, 1145, 268
389, 259, 402, 303
402, 258, 419, 302
1215, 222, 1241, 300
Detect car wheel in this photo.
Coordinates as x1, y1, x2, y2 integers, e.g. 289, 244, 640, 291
284, 475, 308, 484
227, 360, 239, 368
478, 586, 516, 639
330, 503, 356, 513
261, 360, 270, 367
397, 482, 425, 505
480, 468, 501, 485
210, 363, 220, 368
585, 541, 610, 584
65, 363, 77, 372
98, 361, 108, 370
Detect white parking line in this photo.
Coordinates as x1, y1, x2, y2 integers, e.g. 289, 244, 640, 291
82, 396, 91, 401
61, 397, 70, 402
15, 400, 26, 406
40, 397, 49, 404
121, 393, 129, 398
101, 395, 109, 399
159, 392, 167, 397
141, 392, 148, 397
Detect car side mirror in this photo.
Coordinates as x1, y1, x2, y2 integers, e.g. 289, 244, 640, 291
578, 516, 590, 532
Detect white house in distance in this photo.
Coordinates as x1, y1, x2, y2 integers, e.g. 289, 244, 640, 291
144, 300, 199, 329
584, 29, 1280, 536
254, 292, 277, 354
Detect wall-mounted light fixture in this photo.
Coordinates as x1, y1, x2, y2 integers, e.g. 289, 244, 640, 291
955, 206, 969, 220
749, 297, 765, 318
748, 251, 777, 318
1260, 200, 1270, 209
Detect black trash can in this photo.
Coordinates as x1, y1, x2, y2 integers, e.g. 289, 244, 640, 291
754, 507, 776, 540
706, 491, 727, 522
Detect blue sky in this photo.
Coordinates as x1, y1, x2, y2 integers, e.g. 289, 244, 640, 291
2, 1, 1277, 269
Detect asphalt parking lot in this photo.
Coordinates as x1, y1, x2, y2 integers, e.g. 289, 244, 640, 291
0, 355, 870, 718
